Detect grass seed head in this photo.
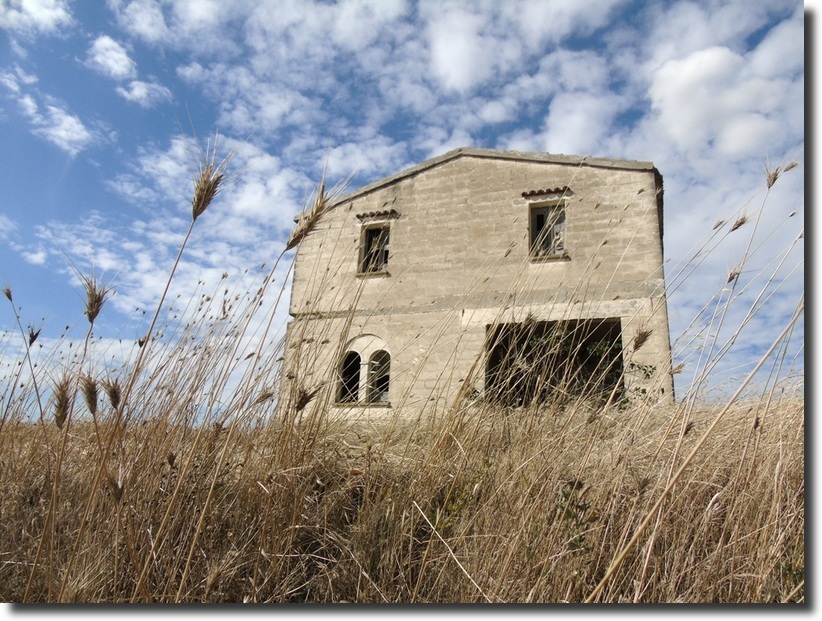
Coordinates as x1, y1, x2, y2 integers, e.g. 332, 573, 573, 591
633, 328, 652, 351
3, 286, 11, 302
81, 274, 111, 325
730, 215, 749, 232
286, 168, 354, 250
190, 135, 236, 222
107, 475, 124, 503
54, 375, 72, 429
103, 378, 122, 410
765, 161, 799, 189
81, 375, 98, 415
192, 162, 224, 222
295, 386, 321, 412
28, 326, 41, 346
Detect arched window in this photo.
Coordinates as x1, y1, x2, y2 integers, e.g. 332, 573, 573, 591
338, 351, 361, 403
368, 350, 391, 403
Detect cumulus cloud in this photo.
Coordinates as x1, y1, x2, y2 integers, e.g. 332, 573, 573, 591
420, 0, 625, 95
108, 134, 311, 235
320, 137, 410, 180
329, 0, 409, 51
0, 65, 38, 93
497, 0, 625, 49
115, 79, 172, 107
425, 8, 496, 94
85, 33, 174, 108
647, 41, 799, 163
541, 91, 624, 156
746, 7, 804, 78
0, 64, 100, 156
177, 61, 322, 138
0, 0, 73, 34
35, 136, 306, 334
21, 245, 48, 265
109, 0, 246, 57
18, 97, 95, 156
109, 0, 169, 44
0, 213, 18, 243
86, 35, 137, 80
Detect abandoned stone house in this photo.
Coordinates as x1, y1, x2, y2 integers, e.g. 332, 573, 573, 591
283, 147, 674, 417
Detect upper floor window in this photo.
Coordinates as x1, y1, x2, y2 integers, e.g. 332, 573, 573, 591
530, 201, 566, 259
360, 225, 390, 274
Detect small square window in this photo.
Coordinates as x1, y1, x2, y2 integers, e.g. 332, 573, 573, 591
360, 225, 390, 273
530, 202, 566, 258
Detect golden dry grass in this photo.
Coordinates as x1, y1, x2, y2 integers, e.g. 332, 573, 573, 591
0, 395, 803, 603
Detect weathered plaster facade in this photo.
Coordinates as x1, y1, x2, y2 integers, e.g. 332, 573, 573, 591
284, 148, 674, 418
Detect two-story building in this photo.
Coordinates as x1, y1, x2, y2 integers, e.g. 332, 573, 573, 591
283, 148, 674, 418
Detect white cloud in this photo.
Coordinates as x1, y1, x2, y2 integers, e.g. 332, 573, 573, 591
38, 105, 95, 155
109, 0, 169, 44
541, 92, 623, 156
0, 213, 18, 243
21, 245, 48, 265
224, 151, 308, 231
321, 137, 409, 180
0, 0, 73, 34
420, 0, 626, 95
18, 97, 95, 156
0, 65, 38, 93
746, 6, 804, 78
85, 33, 173, 108
110, 0, 245, 55
107, 134, 312, 243
116, 79, 172, 107
35, 159, 299, 332
478, 99, 514, 124
0, 71, 22, 94
330, 0, 409, 51
497, 0, 625, 49
714, 113, 780, 159
178, 62, 320, 137
0, 64, 100, 155
105, 174, 160, 204
648, 44, 798, 161
636, 0, 792, 79
650, 46, 742, 153
415, 125, 475, 159
534, 49, 611, 95
168, 0, 223, 32
425, 8, 495, 94
86, 35, 137, 80
17, 92, 37, 116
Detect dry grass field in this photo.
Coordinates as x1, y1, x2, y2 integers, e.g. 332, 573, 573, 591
0, 156, 803, 603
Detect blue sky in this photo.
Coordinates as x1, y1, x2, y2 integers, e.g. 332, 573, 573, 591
0, 0, 805, 400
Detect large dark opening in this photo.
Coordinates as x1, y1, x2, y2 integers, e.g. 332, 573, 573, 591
485, 317, 624, 406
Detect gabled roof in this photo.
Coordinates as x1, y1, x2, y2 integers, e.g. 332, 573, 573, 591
329, 147, 660, 208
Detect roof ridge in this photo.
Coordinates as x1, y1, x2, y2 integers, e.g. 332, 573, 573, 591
327, 147, 657, 209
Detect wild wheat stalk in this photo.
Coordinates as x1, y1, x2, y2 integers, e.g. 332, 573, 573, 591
58, 138, 236, 602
